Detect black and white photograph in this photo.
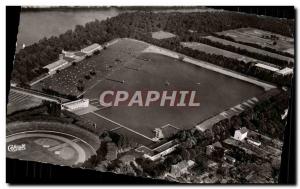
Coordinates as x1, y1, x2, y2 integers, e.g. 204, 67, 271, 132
5, 4, 296, 184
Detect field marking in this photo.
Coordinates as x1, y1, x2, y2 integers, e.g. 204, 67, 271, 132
90, 111, 154, 141
78, 55, 138, 98
110, 126, 122, 131
167, 124, 180, 130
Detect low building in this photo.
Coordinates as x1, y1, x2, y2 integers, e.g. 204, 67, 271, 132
254, 63, 280, 72
276, 67, 293, 76
139, 140, 178, 161
62, 50, 86, 62
61, 99, 89, 111
223, 155, 236, 164
152, 128, 164, 141
247, 138, 262, 147
170, 160, 195, 178
234, 127, 248, 141
81, 43, 102, 55
43, 58, 69, 75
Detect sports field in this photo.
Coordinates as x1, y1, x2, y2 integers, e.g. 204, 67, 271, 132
217, 27, 294, 56
6, 121, 100, 166
78, 39, 266, 145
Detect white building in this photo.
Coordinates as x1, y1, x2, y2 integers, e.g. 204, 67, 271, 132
276, 67, 293, 76
43, 58, 69, 75
254, 63, 280, 72
234, 127, 248, 141
61, 99, 89, 111
247, 138, 262, 147
81, 43, 102, 55
62, 50, 86, 62
223, 155, 236, 164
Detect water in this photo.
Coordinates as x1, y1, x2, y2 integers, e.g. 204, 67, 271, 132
16, 7, 220, 52
16, 9, 121, 51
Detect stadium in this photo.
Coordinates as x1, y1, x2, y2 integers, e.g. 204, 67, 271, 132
24, 37, 277, 147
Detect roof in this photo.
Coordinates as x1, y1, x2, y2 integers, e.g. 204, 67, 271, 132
255, 63, 279, 72
224, 155, 236, 161
74, 51, 87, 57
43, 59, 68, 70
63, 56, 76, 62
276, 67, 293, 75
62, 99, 88, 106
81, 43, 101, 53
247, 138, 261, 144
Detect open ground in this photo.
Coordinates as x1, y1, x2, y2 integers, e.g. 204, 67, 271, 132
203, 35, 294, 63
216, 27, 294, 55
76, 39, 266, 145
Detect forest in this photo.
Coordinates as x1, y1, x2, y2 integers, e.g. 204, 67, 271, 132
11, 11, 294, 86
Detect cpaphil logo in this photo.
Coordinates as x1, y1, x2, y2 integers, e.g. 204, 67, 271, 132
7, 144, 26, 152
99, 90, 201, 107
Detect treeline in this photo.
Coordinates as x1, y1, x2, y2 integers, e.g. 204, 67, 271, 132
12, 11, 294, 84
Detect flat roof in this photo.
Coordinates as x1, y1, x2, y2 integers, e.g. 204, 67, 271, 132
43, 59, 68, 70
276, 67, 293, 75
255, 63, 280, 72
74, 51, 87, 57
81, 43, 101, 52
63, 56, 76, 62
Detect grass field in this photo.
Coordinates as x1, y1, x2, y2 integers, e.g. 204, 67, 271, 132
181, 41, 272, 65
217, 27, 294, 55
79, 39, 265, 145
151, 31, 176, 40
203, 35, 294, 63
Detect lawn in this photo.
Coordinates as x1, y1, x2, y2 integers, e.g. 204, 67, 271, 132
83, 50, 265, 142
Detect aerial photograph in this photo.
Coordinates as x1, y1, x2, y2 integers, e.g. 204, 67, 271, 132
6, 6, 294, 184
